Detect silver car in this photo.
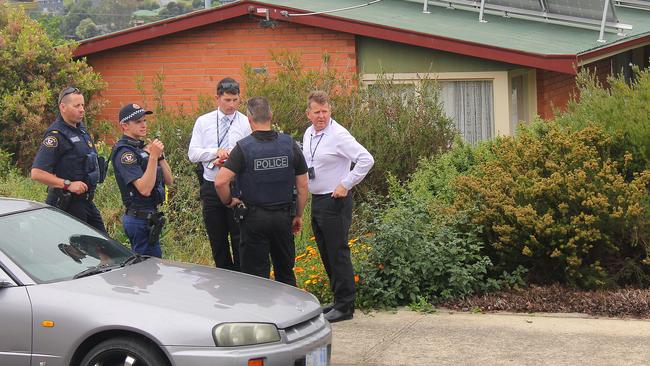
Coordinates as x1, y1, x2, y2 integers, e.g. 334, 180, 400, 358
0, 197, 331, 366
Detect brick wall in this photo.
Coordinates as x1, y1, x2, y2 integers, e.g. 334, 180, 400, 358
536, 57, 612, 119
536, 69, 576, 120
86, 16, 357, 123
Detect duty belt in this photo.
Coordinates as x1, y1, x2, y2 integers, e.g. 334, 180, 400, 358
250, 203, 291, 211
125, 208, 157, 219
72, 191, 95, 202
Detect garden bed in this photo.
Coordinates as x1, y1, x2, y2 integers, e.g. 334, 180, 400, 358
440, 284, 650, 318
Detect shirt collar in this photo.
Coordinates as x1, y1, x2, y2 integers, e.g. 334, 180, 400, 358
55, 115, 82, 131
217, 108, 236, 121
121, 134, 144, 148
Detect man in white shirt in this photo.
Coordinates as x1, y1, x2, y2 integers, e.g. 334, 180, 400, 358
302, 90, 374, 322
188, 78, 251, 270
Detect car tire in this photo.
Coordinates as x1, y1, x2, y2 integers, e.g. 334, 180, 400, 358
80, 336, 168, 366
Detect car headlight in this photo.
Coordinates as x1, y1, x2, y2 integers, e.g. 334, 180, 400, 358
213, 323, 281, 347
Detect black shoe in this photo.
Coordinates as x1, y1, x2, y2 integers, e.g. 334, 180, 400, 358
324, 307, 354, 323
321, 303, 334, 314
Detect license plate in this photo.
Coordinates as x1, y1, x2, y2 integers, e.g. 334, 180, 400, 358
306, 345, 328, 366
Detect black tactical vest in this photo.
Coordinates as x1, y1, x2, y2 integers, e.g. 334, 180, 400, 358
238, 133, 294, 206
46, 118, 100, 188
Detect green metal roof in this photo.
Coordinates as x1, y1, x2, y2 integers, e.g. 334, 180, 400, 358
257, 0, 650, 56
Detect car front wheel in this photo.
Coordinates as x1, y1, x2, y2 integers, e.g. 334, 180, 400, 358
80, 336, 168, 366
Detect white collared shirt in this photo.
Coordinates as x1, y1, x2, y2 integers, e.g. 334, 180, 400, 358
302, 118, 374, 194
188, 108, 251, 182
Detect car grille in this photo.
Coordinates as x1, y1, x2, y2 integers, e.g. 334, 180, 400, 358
282, 313, 327, 343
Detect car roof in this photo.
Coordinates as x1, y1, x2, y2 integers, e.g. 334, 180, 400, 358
0, 197, 47, 216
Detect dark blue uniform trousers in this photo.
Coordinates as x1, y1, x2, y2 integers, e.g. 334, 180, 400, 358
122, 214, 162, 258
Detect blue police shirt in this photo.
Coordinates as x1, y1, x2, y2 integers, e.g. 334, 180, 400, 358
111, 136, 164, 210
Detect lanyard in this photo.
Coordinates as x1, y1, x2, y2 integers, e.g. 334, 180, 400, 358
217, 113, 234, 148
309, 133, 324, 162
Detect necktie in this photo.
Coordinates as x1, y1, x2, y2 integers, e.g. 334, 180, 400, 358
218, 114, 232, 147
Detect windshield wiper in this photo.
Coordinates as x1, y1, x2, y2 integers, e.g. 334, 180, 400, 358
121, 253, 147, 267
73, 265, 117, 279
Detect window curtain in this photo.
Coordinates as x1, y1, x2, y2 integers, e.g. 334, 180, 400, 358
440, 80, 494, 144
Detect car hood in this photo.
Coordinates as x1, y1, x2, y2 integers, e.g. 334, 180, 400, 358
27, 258, 323, 346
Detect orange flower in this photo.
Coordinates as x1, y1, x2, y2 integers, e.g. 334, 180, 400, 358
354, 275, 360, 283
309, 236, 316, 241
295, 253, 306, 261
294, 266, 304, 273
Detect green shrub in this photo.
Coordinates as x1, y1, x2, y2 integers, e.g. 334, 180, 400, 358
555, 68, 650, 168
243, 51, 350, 139
0, 5, 106, 171
356, 143, 505, 308
454, 122, 650, 288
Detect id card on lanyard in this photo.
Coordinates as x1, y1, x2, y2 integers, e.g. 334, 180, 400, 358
308, 133, 324, 180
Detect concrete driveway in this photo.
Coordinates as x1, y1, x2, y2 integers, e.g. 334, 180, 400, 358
330, 308, 650, 365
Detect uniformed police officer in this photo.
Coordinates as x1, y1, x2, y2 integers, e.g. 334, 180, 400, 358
31, 87, 107, 233
215, 97, 308, 286
111, 103, 173, 258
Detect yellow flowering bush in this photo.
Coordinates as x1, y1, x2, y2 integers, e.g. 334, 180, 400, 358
293, 236, 368, 304
454, 123, 650, 288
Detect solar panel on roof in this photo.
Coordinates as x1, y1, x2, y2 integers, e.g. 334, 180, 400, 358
487, 0, 543, 12
545, 0, 617, 22
615, 0, 650, 9
419, 0, 633, 42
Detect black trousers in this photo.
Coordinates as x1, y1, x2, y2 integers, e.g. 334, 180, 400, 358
239, 205, 296, 286
311, 194, 354, 311
200, 180, 240, 271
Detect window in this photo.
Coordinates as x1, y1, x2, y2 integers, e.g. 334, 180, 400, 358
362, 72, 511, 144
440, 80, 494, 144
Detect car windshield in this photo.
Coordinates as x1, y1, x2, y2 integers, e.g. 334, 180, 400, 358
0, 207, 133, 283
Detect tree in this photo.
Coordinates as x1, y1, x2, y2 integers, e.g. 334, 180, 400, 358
158, 2, 190, 19
35, 14, 65, 45
0, 5, 106, 171
94, 0, 139, 32
75, 17, 99, 39
61, 0, 93, 38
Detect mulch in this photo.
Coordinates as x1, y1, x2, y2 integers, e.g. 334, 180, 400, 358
439, 284, 650, 318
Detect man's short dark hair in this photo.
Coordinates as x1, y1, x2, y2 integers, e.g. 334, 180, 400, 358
246, 97, 272, 123
58, 87, 81, 104
217, 77, 240, 96
307, 90, 330, 109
